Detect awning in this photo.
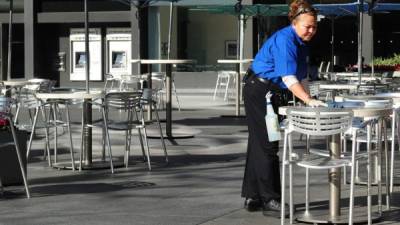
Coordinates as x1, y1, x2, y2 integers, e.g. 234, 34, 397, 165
190, 4, 288, 17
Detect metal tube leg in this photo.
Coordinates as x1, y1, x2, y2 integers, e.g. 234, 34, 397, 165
377, 120, 383, 214
213, 75, 220, 100
135, 109, 146, 161
349, 130, 357, 225
390, 111, 396, 193
356, 141, 361, 182
288, 134, 294, 224
172, 78, 181, 111
102, 108, 114, 174
9, 118, 30, 198
384, 119, 390, 210
367, 124, 372, 225
124, 110, 133, 168
343, 134, 347, 186
65, 105, 75, 171
154, 103, 168, 163
26, 107, 39, 159
13, 102, 20, 124
40, 106, 52, 167
52, 103, 58, 163
139, 108, 151, 170
102, 125, 106, 161
281, 131, 288, 225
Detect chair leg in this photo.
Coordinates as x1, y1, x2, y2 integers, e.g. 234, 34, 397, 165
383, 119, 390, 210
224, 75, 230, 101
40, 106, 52, 167
281, 131, 288, 225
390, 111, 397, 193
133, 109, 147, 162
139, 108, 151, 170
154, 103, 168, 163
65, 105, 75, 171
213, 75, 220, 100
124, 110, 133, 168
26, 107, 40, 160
13, 102, 21, 124
356, 141, 361, 182
52, 104, 58, 163
102, 108, 114, 174
172, 80, 181, 111
348, 130, 357, 225
9, 118, 30, 198
288, 134, 294, 224
343, 134, 347, 186
367, 124, 372, 225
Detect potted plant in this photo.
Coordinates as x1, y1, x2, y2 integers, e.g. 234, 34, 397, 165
373, 53, 400, 72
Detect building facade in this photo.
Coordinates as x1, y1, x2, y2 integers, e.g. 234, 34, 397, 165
0, 0, 398, 87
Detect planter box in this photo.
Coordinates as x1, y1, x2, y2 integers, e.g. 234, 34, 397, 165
0, 128, 27, 186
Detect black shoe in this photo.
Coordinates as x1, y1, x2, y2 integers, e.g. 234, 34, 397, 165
262, 199, 290, 218
244, 198, 262, 212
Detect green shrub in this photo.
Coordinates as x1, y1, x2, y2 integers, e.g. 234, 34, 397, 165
373, 53, 400, 66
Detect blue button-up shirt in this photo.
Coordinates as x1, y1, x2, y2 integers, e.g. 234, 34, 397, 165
251, 25, 308, 89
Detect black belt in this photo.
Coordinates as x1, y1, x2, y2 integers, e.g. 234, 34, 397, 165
244, 69, 282, 93
245, 69, 270, 84
255, 76, 269, 84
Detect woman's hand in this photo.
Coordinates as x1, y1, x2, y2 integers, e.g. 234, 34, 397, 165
306, 99, 328, 107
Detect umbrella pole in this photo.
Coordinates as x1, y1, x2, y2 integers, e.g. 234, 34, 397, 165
331, 17, 335, 72
83, 0, 92, 166
357, 0, 364, 86
167, 1, 173, 59
84, 0, 90, 92
7, 0, 13, 80
239, 15, 245, 72
371, 12, 374, 77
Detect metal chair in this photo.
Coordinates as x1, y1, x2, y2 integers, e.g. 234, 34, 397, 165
27, 87, 78, 170
14, 79, 54, 130
0, 96, 30, 198
85, 91, 153, 171
280, 107, 375, 225
151, 72, 181, 111
213, 70, 235, 101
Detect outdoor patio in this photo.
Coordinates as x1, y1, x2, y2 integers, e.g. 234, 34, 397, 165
1, 94, 400, 225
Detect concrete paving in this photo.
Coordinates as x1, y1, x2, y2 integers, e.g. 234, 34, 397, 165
1, 93, 400, 225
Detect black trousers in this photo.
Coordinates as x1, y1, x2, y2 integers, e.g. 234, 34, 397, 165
241, 72, 289, 202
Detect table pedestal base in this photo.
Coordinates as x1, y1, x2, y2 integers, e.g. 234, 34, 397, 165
220, 115, 246, 119
296, 208, 381, 224
147, 132, 194, 139
52, 159, 124, 170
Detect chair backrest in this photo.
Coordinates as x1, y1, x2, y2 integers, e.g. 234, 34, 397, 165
104, 91, 142, 110
287, 107, 353, 136
318, 61, 325, 73
325, 61, 331, 73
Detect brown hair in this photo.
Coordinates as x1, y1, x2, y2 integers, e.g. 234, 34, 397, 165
288, 0, 317, 22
